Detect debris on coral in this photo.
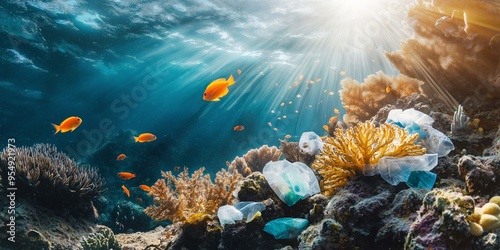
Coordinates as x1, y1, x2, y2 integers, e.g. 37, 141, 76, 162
312, 121, 425, 196
144, 167, 242, 224
226, 145, 282, 177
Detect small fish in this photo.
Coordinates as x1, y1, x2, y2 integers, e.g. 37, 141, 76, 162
234, 125, 245, 131
328, 91, 334, 96
122, 185, 130, 197
118, 172, 136, 180
51, 116, 82, 134
134, 133, 156, 143
323, 125, 329, 131
339, 71, 346, 75
329, 116, 339, 123
267, 122, 272, 127
284, 134, 291, 139
116, 154, 127, 161
203, 75, 235, 101
237, 69, 242, 75
174, 166, 180, 171
298, 75, 303, 80
334, 109, 340, 115
386, 86, 391, 93
139, 185, 151, 192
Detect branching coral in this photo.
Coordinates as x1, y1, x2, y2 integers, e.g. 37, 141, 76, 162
339, 71, 424, 123
0, 144, 106, 209
226, 145, 282, 177
144, 167, 242, 224
312, 121, 426, 196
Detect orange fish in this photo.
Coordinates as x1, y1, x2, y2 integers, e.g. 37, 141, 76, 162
139, 185, 151, 192
386, 86, 391, 93
234, 125, 245, 131
118, 172, 136, 180
329, 116, 339, 124
323, 125, 329, 131
203, 75, 235, 101
116, 154, 127, 161
339, 71, 346, 75
51, 116, 82, 134
284, 134, 291, 139
134, 133, 156, 143
122, 185, 130, 197
334, 109, 340, 115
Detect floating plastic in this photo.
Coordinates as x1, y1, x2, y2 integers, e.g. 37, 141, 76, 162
263, 160, 320, 206
234, 202, 266, 222
364, 154, 438, 187
263, 218, 309, 239
299, 131, 324, 155
406, 171, 437, 190
217, 205, 243, 228
386, 108, 454, 157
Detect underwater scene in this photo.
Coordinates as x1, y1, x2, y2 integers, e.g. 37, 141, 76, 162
1, 0, 500, 249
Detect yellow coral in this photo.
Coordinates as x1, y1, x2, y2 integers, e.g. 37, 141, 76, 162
312, 121, 426, 196
144, 167, 242, 224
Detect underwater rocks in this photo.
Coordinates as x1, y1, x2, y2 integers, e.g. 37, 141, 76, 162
0, 199, 96, 250
108, 201, 157, 233
458, 155, 500, 196
405, 188, 475, 249
279, 140, 316, 166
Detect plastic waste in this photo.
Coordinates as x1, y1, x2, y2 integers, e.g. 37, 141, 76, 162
217, 205, 243, 228
386, 108, 454, 157
234, 202, 266, 222
263, 218, 309, 239
263, 160, 320, 206
299, 131, 324, 155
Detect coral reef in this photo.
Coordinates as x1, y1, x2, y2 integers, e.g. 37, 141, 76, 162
279, 140, 316, 166
385, 0, 500, 126
312, 121, 425, 196
468, 196, 500, 236
457, 155, 500, 196
339, 71, 424, 123
144, 167, 242, 224
81, 225, 121, 250
405, 188, 475, 249
0, 144, 106, 215
226, 145, 282, 177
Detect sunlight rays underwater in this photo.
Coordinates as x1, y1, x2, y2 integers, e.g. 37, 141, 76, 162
126, 0, 414, 158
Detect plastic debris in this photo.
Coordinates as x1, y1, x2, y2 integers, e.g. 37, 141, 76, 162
263, 218, 309, 239
299, 131, 324, 155
387, 108, 454, 157
234, 202, 266, 222
364, 154, 438, 189
263, 160, 320, 206
217, 205, 243, 228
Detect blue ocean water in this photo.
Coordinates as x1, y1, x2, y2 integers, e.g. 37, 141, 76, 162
0, 0, 410, 175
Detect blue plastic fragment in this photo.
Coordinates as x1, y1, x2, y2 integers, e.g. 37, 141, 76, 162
406, 171, 437, 190
263, 218, 309, 239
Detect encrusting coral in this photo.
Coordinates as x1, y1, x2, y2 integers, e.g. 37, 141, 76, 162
226, 145, 282, 177
144, 167, 243, 224
339, 71, 424, 123
312, 121, 426, 196
0, 143, 106, 210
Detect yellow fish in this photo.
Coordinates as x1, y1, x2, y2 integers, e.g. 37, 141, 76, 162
334, 109, 340, 115
51, 116, 82, 134
203, 75, 235, 101
386, 86, 391, 93
323, 125, 329, 131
